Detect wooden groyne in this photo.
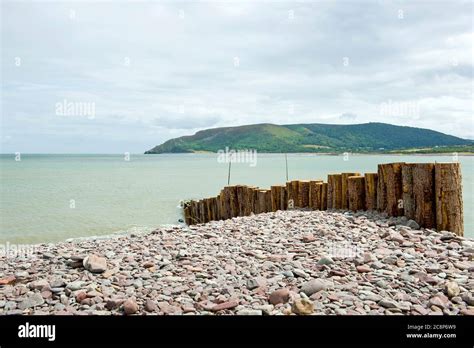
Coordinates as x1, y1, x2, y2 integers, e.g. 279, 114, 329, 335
183, 162, 464, 236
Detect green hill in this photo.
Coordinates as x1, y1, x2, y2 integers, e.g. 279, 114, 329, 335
144, 122, 472, 154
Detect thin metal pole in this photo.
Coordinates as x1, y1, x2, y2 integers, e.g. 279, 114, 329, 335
285, 153, 289, 181
227, 159, 232, 185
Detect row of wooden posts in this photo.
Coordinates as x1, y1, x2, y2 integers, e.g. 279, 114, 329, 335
183, 162, 464, 236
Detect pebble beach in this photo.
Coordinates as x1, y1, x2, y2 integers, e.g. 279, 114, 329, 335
1, 209, 473, 316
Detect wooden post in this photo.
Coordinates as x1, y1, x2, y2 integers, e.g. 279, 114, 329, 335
321, 183, 328, 210
215, 195, 221, 220
280, 185, 288, 210
192, 200, 199, 224
364, 173, 378, 211
198, 200, 205, 223
328, 174, 343, 209
377, 162, 404, 216
327, 176, 333, 209
309, 180, 323, 210
348, 176, 365, 211
257, 190, 268, 213
229, 186, 239, 218
235, 185, 245, 216
342, 172, 360, 209
184, 205, 191, 225
271, 185, 285, 211
401, 164, 416, 220
435, 163, 463, 236
286, 181, 299, 209
413, 163, 436, 228
265, 190, 272, 212
298, 180, 310, 208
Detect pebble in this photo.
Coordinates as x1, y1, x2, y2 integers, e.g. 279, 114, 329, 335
83, 255, 108, 273
123, 298, 139, 315
301, 279, 328, 296
0, 210, 471, 316
269, 288, 290, 305
292, 299, 314, 315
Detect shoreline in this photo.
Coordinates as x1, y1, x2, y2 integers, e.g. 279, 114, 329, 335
1, 209, 473, 316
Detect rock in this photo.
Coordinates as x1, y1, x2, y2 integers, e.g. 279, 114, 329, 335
247, 277, 267, 290
211, 300, 239, 312
460, 308, 474, 316
406, 220, 420, 230
302, 234, 316, 243
66, 281, 84, 291
123, 298, 139, 315
356, 265, 371, 273
291, 299, 314, 315
293, 269, 308, 278
461, 293, 474, 306
317, 256, 334, 265
143, 261, 154, 268
0, 275, 16, 285
445, 281, 460, 298
412, 304, 428, 315
236, 309, 263, 315
106, 298, 125, 310
429, 296, 447, 309
301, 279, 328, 296
75, 291, 87, 303
378, 299, 398, 308
269, 288, 290, 305
144, 299, 157, 312
50, 279, 66, 288
18, 293, 45, 309
83, 255, 107, 273
15, 271, 29, 279
29, 280, 50, 290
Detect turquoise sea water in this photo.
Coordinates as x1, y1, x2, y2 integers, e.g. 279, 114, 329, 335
0, 154, 472, 244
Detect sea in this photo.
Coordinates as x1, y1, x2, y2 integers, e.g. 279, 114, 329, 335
0, 153, 472, 244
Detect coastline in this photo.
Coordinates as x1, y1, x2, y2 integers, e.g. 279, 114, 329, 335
1, 209, 473, 316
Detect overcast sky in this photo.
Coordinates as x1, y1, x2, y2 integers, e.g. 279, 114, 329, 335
1, 0, 473, 153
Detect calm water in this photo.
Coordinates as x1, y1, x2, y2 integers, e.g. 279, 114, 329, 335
0, 154, 472, 244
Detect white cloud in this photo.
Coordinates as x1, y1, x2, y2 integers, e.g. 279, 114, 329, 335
1, 0, 473, 153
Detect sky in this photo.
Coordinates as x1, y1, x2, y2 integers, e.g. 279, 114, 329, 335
1, 0, 473, 153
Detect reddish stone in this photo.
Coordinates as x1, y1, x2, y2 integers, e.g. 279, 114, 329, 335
356, 265, 371, 273
302, 234, 316, 243
211, 300, 239, 312
75, 291, 87, 303
269, 288, 290, 305
0, 275, 15, 285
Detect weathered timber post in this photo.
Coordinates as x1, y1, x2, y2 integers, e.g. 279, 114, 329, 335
265, 190, 272, 212
183, 204, 192, 225
364, 173, 378, 211
257, 190, 268, 213
413, 163, 436, 228
286, 180, 299, 208
298, 180, 310, 208
321, 183, 328, 210
215, 195, 221, 220
236, 185, 246, 216
271, 185, 285, 211
309, 180, 323, 210
377, 162, 404, 216
348, 176, 365, 211
435, 162, 463, 236
328, 174, 343, 209
401, 163, 416, 220
342, 172, 360, 210
280, 185, 288, 210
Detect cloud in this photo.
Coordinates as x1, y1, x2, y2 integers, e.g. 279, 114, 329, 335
1, 1, 472, 153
